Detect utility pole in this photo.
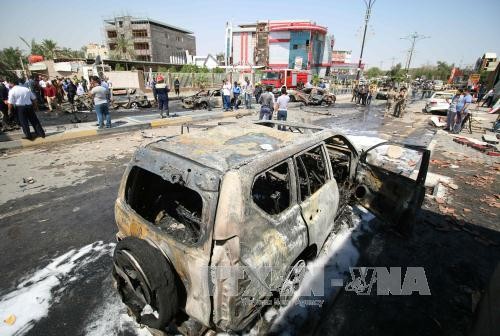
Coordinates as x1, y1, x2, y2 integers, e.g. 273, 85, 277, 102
356, 0, 376, 81
401, 32, 429, 75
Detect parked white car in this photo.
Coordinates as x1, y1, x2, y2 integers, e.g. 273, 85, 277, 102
424, 91, 456, 114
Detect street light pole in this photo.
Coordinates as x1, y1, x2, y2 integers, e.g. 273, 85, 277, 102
356, 0, 376, 81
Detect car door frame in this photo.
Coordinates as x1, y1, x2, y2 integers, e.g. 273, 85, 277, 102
354, 141, 430, 232
293, 143, 339, 250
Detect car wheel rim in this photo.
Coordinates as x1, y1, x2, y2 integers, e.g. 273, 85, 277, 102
280, 260, 306, 305
114, 250, 155, 317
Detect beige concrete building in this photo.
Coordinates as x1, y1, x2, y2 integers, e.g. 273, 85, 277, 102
104, 16, 196, 64
85, 43, 109, 60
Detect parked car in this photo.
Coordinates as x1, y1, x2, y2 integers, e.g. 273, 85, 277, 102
424, 90, 456, 114
111, 88, 151, 109
288, 87, 336, 106
112, 121, 430, 334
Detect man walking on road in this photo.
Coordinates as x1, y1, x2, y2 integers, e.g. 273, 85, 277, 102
453, 88, 472, 133
243, 77, 253, 109
153, 76, 170, 118
275, 86, 290, 130
89, 76, 111, 128
43, 81, 57, 112
174, 77, 180, 96
7, 78, 45, 140
258, 86, 275, 120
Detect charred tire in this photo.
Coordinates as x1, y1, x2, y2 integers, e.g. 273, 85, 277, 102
130, 102, 139, 109
113, 237, 178, 329
289, 95, 296, 102
199, 102, 208, 109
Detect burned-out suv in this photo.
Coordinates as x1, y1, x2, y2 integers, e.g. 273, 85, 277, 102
112, 121, 430, 334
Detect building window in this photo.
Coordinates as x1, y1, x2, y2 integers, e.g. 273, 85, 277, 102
165, 33, 170, 39
132, 29, 148, 37
293, 44, 299, 50
134, 42, 149, 50
118, 21, 123, 28
107, 30, 117, 38
176, 36, 183, 42
136, 55, 151, 61
109, 43, 117, 51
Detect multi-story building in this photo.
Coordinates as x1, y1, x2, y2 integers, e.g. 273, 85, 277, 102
104, 16, 196, 64
225, 20, 333, 76
330, 49, 364, 80
85, 43, 109, 60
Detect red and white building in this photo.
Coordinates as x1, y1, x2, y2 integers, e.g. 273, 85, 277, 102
225, 20, 333, 76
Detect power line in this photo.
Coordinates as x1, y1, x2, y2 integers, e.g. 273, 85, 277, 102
356, 0, 376, 81
400, 32, 429, 74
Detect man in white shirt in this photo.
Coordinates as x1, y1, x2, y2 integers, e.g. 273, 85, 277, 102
7, 78, 45, 140
222, 80, 232, 111
242, 77, 254, 109
89, 76, 112, 128
275, 87, 290, 130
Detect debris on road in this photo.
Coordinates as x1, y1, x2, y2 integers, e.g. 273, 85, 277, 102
4, 314, 16, 325
429, 116, 446, 127
22, 177, 35, 184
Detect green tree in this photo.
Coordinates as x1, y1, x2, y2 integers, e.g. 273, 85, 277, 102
19, 37, 44, 56
115, 63, 125, 71
365, 67, 383, 78
387, 63, 405, 83
112, 35, 135, 61
0, 47, 25, 79
40, 39, 58, 59
212, 67, 225, 74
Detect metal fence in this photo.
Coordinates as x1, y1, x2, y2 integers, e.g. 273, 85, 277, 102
144, 71, 263, 89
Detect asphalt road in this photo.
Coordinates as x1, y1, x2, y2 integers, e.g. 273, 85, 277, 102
2, 98, 496, 336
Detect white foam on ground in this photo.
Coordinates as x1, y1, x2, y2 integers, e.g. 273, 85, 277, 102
265, 206, 374, 334
84, 285, 151, 336
0, 241, 115, 336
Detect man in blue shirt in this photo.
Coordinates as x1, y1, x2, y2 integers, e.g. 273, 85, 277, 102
453, 88, 473, 133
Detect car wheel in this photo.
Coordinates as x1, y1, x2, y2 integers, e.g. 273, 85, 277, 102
113, 237, 178, 330
130, 102, 139, 109
199, 102, 208, 109
289, 95, 296, 102
280, 259, 306, 306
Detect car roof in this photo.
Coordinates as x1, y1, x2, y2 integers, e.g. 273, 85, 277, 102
146, 122, 333, 172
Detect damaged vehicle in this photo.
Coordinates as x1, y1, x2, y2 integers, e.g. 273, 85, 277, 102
112, 121, 430, 334
288, 87, 336, 106
111, 87, 151, 109
181, 89, 241, 110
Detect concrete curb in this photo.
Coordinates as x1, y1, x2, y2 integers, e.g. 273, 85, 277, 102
0, 110, 254, 151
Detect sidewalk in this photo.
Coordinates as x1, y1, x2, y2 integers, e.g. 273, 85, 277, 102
0, 108, 254, 151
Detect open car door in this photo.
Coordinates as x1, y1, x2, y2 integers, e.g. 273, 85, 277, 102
354, 142, 430, 234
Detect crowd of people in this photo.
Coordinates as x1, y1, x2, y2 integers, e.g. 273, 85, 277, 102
0, 74, 114, 138
351, 84, 375, 106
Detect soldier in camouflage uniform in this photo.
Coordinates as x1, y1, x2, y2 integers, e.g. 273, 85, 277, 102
393, 87, 408, 118
385, 87, 397, 114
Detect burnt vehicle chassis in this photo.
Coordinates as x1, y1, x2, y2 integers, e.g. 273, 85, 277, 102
112, 121, 430, 335
288, 88, 336, 106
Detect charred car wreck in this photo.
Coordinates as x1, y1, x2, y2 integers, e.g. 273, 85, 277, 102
112, 121, 430, 334
287, 87, 336, 106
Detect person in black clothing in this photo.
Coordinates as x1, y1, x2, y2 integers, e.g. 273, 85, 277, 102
66, 80, 77, 105
174, 77, 180, 96
153, 76, 170, 118
0, 79, 11, 130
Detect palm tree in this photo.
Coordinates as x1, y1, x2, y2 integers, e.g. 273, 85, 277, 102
0, 47, 24, 78
114, 35, 135, 61
19, 37, 44, 56
41, 39, 58, 59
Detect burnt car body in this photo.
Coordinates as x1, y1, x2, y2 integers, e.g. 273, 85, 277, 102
111, 88, 151, 109
112, 121, 430, 334
288, 87, 336, 106
376, 87, 389, 100
181, 89, 242, 110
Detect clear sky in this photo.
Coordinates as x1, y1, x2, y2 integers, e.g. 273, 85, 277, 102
1, 0, 499, 70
